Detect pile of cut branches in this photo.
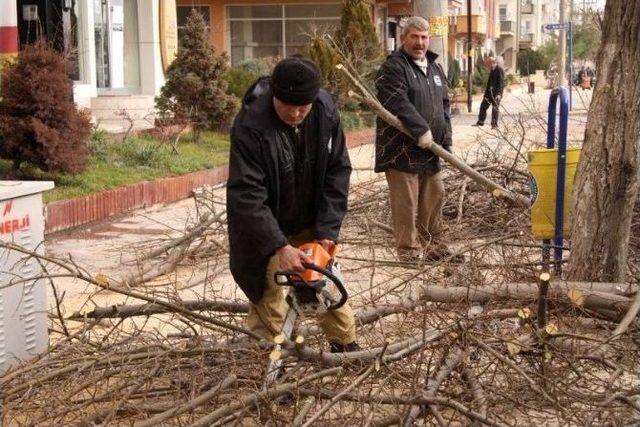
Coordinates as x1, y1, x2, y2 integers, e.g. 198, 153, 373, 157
1, 101, 639, 427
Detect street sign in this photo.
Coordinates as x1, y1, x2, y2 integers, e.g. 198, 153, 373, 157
543, 23, 570, 31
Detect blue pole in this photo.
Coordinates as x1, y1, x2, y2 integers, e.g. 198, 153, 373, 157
554, 87, 570, 274
543, 89, 560, 272
547, 90, 558, 149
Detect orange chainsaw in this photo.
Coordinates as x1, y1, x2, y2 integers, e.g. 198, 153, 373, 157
274, 242, 348, 312
263, 242, 348, 387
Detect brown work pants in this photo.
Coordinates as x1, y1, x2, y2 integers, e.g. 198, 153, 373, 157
246, 232, 356, 345
385, 169, 444, 258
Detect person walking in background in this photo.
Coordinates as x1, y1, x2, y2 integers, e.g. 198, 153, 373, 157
374, 16, 461, 263
577, 66, 586, 87
586, 67, 595, 89
473, 57, 505, 130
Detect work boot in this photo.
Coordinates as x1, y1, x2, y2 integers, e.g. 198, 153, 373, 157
329, 341, 362, 353
423, 243, 465, 263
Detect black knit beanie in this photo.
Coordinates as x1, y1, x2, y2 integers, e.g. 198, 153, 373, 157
271, 57, 321, 105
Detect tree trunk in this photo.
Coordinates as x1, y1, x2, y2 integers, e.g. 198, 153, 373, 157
567, 1, 640, 282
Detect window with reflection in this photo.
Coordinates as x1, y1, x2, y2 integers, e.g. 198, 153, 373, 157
227, 4, 340, 65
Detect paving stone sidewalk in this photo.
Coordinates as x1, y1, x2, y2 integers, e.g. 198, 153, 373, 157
45, 85, 591, 313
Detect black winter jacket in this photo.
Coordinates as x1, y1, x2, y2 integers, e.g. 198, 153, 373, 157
485, 66, 505, 99
226, 78, 352, 304
374, 49, 452, 175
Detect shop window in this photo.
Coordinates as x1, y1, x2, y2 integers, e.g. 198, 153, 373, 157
284, 4, 340, 18
285, 19, 337, 55
93, 0, 140, 90
67, 0, 83, 81
227, 4, 339, 65
229, 5, 281, 19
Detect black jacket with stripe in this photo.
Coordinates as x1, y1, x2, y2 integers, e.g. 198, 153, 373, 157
374, 49, 452, 175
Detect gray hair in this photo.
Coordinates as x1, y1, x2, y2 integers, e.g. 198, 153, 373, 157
400, 16, 430, 37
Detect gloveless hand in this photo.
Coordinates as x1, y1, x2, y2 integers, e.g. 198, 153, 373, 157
276, 244, 312, 272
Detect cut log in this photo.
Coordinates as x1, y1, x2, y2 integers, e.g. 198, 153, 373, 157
68, 300, 250, 320
406, 282, 634, 315
69, 281, 635, 322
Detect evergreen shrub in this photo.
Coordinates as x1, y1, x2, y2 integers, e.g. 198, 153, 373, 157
156, 9, 238, 141
0, 42, 91, 174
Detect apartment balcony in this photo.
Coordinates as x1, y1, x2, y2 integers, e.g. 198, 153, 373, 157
521, 1, 534, 14
519, 32, 534, 48
500, 20, 516, 35
453, 14, 487, 36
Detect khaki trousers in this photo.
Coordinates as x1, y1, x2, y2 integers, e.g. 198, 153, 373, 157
246, 242, 356, 345
385, 169, 444, 257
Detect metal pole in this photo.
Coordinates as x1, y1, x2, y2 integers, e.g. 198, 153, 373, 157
543, 90, 559, 273
570, 0, 574, 22
568, 21, 573, 110
542, 89, 558, 271
554, 87, 570, 274
543, 88, 569, 274
559, 0, 567, 87
466, 0, 472, 113
515, 0, 521, 72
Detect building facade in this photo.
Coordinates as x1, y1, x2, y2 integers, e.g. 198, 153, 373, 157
519, 0, 560, 49
5, 0, 178, 131
497, 0, 563, 73
496, 0, 516, 71
5, 0, 578, 127
0, 2, 19, 58
446, 0, 500, 78
174, 0, 501, 83
176, 0, 399, 66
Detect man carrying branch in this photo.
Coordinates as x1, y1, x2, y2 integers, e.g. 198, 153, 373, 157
374, 16, 460, 263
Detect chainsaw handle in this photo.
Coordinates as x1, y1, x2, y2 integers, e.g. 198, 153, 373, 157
273, 263, 348, 310
301, 262, 348, 310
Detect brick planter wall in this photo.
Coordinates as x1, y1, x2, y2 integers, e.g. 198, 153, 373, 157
44, 128, 374, 233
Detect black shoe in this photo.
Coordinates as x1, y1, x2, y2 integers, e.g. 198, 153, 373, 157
491, 124, 498, 130
472, 122, 484, 127
329, 342, 362, 353
398, 252, 422, 263
423, 244, 465, 263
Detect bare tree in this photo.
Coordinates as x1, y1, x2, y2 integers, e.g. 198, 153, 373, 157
568, 0, 640, 282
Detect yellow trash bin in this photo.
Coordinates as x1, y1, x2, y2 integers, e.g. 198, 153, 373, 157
528, 147, 581, 240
